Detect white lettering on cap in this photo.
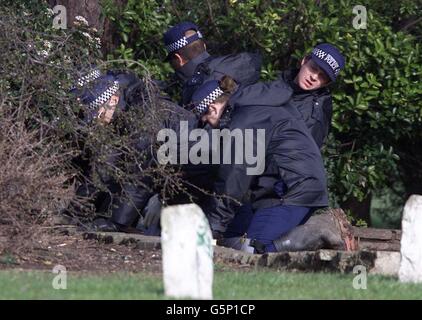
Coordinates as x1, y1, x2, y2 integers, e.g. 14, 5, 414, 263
324, 53, 340, 74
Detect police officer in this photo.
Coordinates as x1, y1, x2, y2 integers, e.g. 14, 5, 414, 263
189, 77, 329, 253
69, 69, 153, 232
70, 68, 197, 233
159, 21, 263, 220
221, 44, 346, 250
231, 43, 345, 148
162, 21, 262, 106
283, 43, 345, 148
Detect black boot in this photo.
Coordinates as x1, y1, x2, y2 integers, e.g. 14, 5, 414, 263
273, 212, 348, 252
107, 184, 152, 232
136, 194, 162, 236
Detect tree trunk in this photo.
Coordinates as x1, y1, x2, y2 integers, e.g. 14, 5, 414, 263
48, 0, 103, 29
47, 0, 128, 55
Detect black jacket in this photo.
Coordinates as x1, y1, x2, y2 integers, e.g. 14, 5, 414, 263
203, 80, 329, 233
281, 69, 332, 148
230, 69, 332, 149
176, 51, 262, 106
74, 70, 200, 226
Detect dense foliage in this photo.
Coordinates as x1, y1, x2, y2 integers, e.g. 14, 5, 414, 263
103, 0, 421, 222
0, 0, 183, 231
1, 0, 421, 225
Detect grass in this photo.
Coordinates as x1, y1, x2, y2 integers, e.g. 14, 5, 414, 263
1, 269, 422, 299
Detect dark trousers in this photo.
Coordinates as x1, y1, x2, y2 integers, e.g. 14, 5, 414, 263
225, 203, 312, 253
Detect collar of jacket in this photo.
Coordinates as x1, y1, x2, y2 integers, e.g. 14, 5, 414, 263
175, 51, 211, 82
283, 68, 303, 93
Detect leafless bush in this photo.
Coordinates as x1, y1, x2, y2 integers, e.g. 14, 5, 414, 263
0, 2, 191, 245
0, 112, 76, 254
0, 114, 74, 227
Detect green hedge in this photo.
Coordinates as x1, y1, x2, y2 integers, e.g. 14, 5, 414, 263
3, 0, 420, 223
103, 0, 422, 218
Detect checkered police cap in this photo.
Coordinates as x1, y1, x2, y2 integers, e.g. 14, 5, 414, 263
310, 43, 345, 82
69, 68, 102, 92
72, 72, 120, 110
88, 80, 119, 109
191, 80, 224, 116
76, 69, 102, 87
163, 21, 203, 53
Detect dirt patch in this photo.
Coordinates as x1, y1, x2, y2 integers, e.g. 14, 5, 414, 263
0, 224, 252, 273
0, 225, 162, 273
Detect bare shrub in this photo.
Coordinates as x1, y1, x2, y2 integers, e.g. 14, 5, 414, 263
0, 2, 192, 247
0, 113, 75, 253
0, 116, 73, 220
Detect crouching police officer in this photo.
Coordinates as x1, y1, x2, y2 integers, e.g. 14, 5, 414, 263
231, 43, 345, 149
71, 69, 156, 231
69, 68, 160, 232
221, 44, 348, 251
189, 76, 329, 253
162, 21, 262, 106
70, 67, 201, 233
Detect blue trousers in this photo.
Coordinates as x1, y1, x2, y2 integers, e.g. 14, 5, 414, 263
225, 203, 312, 253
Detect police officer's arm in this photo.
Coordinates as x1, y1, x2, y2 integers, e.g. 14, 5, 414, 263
320, 95, 333, 146
309, 95, 333, 149
230, 78, 293, 108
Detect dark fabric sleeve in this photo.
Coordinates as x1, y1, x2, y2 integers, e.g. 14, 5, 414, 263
309, 95, 333, 149
230, 78, 293, 108
210, 52, 262, 86
205, 162, 255, 233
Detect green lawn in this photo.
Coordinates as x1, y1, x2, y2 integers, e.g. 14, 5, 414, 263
1, 269, 421, 299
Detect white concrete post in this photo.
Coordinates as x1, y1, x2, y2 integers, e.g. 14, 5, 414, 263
399, 195, 422, 283
161, 204, 214, 299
